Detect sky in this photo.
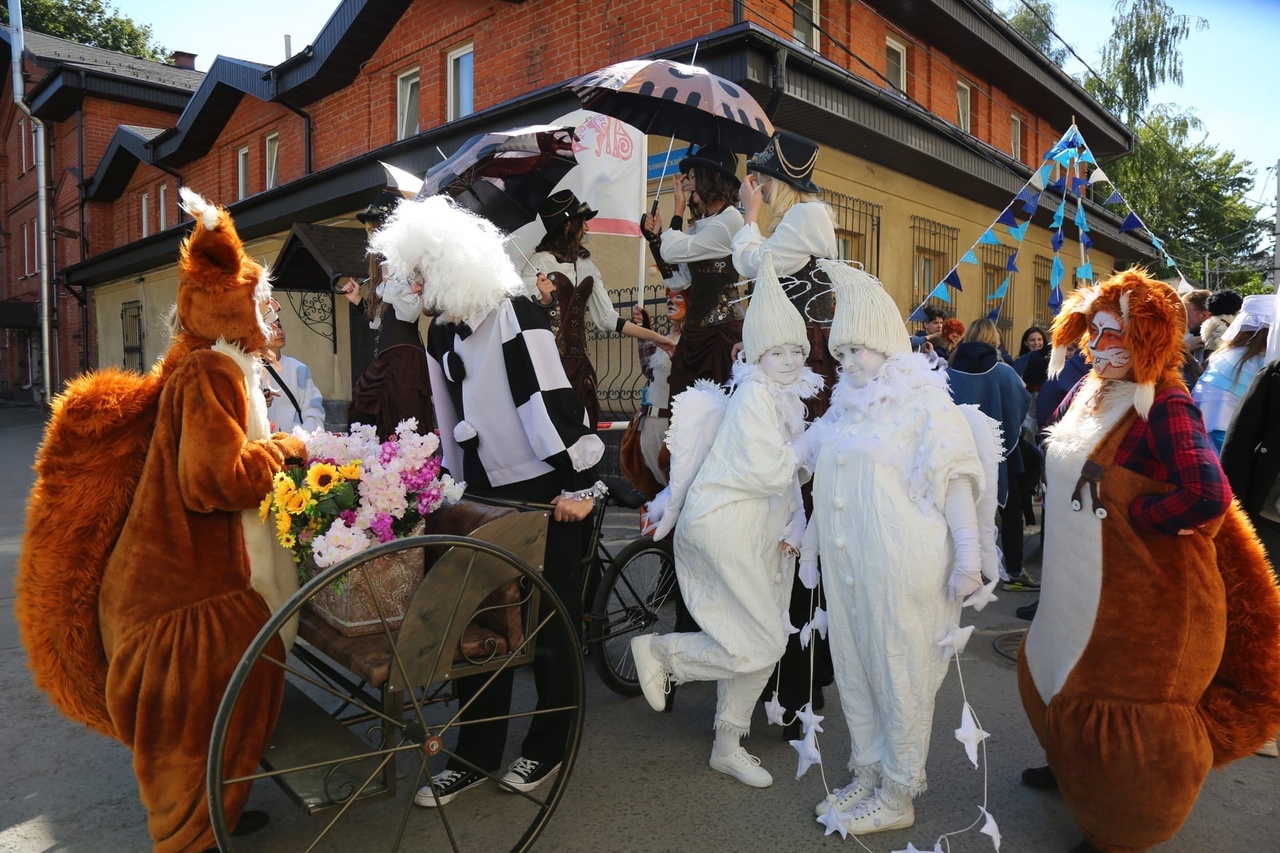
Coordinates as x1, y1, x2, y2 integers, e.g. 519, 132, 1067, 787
106, 0, 1277, 232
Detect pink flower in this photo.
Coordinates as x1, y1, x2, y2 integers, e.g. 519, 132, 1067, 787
369, 512, 396, 543
339, 509, 358, 527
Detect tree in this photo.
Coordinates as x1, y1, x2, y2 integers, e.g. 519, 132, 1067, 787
1, 0, 167, 63
1000, 1, 1069, 67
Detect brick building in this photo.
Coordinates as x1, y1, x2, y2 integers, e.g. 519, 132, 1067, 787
2, 0, 1150, 415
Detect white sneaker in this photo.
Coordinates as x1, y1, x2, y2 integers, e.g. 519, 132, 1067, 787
1256, 737, 1278, 757
814, 775, 877, 816
629, 634, 668, 712
842, 790, 915, 835
709, 746, 773, 788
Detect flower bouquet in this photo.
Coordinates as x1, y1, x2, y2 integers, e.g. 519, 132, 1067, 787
261, 418, 465, 635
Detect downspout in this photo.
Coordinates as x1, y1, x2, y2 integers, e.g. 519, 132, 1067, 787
77, 70, 89, 370
11, 54, 53, 402
764, 46, 788, 120
269, 60, 312, 175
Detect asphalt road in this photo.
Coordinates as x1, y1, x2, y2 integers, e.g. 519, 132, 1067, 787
0, 403, 1275, 852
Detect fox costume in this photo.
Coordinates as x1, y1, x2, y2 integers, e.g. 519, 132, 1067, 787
16, 189, 304, 852
1020, 270, 1280, 853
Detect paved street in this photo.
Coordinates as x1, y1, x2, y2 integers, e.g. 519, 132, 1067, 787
0, 403, 1275, 852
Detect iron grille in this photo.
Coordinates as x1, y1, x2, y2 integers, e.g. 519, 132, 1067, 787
980, 243, 1017, 339
823, 189, 881, 275
1033, 256, 1054, 329
910, 215, 959, 314
121, 300, 144, 372
588, 281, 677, 421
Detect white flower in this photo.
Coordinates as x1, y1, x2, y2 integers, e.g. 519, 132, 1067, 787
440, 474, 466, 504
311, 524, 372, 568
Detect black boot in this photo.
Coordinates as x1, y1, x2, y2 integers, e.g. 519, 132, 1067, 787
1021, 765, 1057, 790
1069, 841, 1102, 853
233, 810, 270, 837
1016, 599, 1039, 621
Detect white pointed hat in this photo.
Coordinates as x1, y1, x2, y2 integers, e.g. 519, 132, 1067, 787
826, 262, 910, 357
742, 253, 809, 363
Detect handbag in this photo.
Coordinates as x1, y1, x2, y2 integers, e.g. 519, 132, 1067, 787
619, 411, 664, 501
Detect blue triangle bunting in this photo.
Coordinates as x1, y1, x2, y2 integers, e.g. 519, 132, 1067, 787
1048, 285, 1064, 314
1021, 197, 1040, 216
1015, 185, 1040, 205
996, 208, 1019, 228
1050, 256, 1065, 289
1074, 202, 1090, 232
1071, 176, 1090, 196
1151, 235, 1164, 250
1104, 190, 1123, 205
960, 249, 979, 265
1051, 199, 1067, 229
987, 303, 1003, 322
1053, 148, 1077, 166
1081, 231, 1093, 250
992, 276, 1010, 299
928, 282, 952, 303
1044, 140, 1068, 160
1080, 148, 1097, 166
1038, 163, 1054, 186
908, 303, 929, 322
978, 229, 1003, 246
1008, 221, 1030, 242
1006, 252, 1020, 273
1049, 174, 1067, 192
1051, 229, 1065, 252
1119, 212, 1143, 234
1076, 262, 1094, 281
944, 268, 964, 292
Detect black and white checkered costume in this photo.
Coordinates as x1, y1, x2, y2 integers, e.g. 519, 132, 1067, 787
426, 296, 604, 493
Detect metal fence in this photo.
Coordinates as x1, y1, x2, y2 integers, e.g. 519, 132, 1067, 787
588, 281, 676, 420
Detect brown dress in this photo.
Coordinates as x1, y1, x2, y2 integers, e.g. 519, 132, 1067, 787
543, 268, 603, 427
666, 256, 743, 401
348, 310, 435, 441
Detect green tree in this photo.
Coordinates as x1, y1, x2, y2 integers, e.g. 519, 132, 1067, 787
1000, 1, 1069, 67
1, 0, 167, 63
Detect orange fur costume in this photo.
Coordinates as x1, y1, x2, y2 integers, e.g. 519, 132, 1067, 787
16, 189, 305, 852
1020, 270, 1280, 853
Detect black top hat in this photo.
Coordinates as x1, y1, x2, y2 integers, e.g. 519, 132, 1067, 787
678, 144, 740, 186
356, 189, 402, 225
746, 131, 820, 194
1205, 289, 1243, 317
538, 189, 598, 231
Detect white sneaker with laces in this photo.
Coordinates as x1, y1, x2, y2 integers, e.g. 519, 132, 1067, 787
842, 789, 915, 835
630, 634, 669, 712
499, 756, 561, 792
814, 774, 877, 816
1256, 737, 1278, 757
709, 746, 773, 788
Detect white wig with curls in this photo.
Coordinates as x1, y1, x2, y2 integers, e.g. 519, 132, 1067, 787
367, 195, 524, 328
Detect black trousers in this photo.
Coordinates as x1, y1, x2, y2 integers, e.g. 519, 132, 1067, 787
1001, 466, 1025, 579
447, 501, 588, 773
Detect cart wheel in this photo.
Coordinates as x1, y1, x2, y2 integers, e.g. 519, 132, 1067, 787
589, 536, 679, 696
208, 533, 585, 852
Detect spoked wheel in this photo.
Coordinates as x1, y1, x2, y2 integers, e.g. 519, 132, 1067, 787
588, 536, 679, 695
208, 528, 584, 852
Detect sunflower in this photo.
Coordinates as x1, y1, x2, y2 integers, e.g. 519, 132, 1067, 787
276, 510, 293, 539
258, 492, 273, 522
338, 460, 363, 481
280, 532, 296, 549
284, 488, 314, 515
274, 476, 297, 505
306, 463, 341, 494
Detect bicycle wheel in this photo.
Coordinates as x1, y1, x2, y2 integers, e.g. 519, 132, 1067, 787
588, 536, 679, 696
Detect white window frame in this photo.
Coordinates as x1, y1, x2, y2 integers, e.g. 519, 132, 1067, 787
397, 67, 421, 139
237, 146, 250, 199
158, 183, 168, 230
885, 36, 907, 94
1010, 114, 1023, 161
956, 80, 972, 133
447, 45, 474, 121
793, 0, 820, 51
18, 118, 27, 172
22, 221, 30, 275
264, 133, 279, 189
141, 192, 150, 238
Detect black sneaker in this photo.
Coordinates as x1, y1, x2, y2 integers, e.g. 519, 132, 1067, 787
499, 756, 561, 792
1021, 765, 1058, 790
414, 769, 486, 808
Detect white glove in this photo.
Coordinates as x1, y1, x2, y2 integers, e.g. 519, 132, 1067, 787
944, 478, 982, 601
798, 560, 821, 590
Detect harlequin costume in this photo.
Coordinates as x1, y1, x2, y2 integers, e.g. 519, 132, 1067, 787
1020, 270, 1280, 853
651, 144, 746, 400
16, 188, 305, 852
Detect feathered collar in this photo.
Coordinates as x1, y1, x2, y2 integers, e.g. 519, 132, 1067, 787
825, 352, 948, 423
729, 360, 824, 437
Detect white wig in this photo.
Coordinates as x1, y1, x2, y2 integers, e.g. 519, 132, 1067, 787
367, 195, 524, 327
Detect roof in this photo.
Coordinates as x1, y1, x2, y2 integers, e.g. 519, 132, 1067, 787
271, 223, 371, 292
1, 26, 203, 90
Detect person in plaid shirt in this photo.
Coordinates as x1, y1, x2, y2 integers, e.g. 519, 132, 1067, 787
1019, 270, 1280, 853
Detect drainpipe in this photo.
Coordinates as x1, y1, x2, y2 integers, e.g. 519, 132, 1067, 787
764, 46, 788, 120
269, 65, 312, 175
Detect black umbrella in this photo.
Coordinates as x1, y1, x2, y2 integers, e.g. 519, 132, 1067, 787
415, 125, 578, 233
568, 58, 774, 153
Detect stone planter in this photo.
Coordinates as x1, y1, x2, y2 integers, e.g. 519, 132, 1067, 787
304, 523, 425, 637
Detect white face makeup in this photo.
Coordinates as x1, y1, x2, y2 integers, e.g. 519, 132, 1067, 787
835, 344, 888, 388
1088, 310, 1132, 380
758, 344, 806, 385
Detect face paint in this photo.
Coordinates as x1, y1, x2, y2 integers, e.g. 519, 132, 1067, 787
836, 344, 888, 388
665, 289, 687, 323
758, 344, 806, 385
1088, 310, 1132, 380
259, 295, 280, 329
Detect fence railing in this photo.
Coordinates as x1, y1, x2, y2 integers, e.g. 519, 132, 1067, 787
589, 282, 676, 420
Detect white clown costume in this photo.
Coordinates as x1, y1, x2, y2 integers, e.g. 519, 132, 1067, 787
633, 254, 820, 789
798, 266, 999, 834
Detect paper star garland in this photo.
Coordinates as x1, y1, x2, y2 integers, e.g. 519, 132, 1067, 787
938, 623, 976, 662
791, 729, 822, 778
963, 577, 999, 611
764, 691, 787, 727
979, 806, 1002, 851
891, 845, 943, 853
954, 702, 990, 768
811, 606, 828, 639
799, 620, 813, 650
816, 804, 849, 838
782, 612, 800, 638
797, 702, 825, 735
798, 560, 821, 589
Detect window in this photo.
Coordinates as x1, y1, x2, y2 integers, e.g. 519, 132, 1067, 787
121, 301, 145, 372
885, 37, 907, 94
265, 133, 279, 189
793, 0, 819, 50
141, 193, 150, 238
19, 118, 27, 172
237, 147, 249, 199
447, 46, 474, 121
911, 215, 959, 310
823, 189, 882, 275
1010, 115, 1024, 162
957, 80, 972, 133
981, 244, 1016, 339
22, 222, 30, 275
397, 67, 421, 139
1033, 255, 1054, 328
158, 184, 168, 230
